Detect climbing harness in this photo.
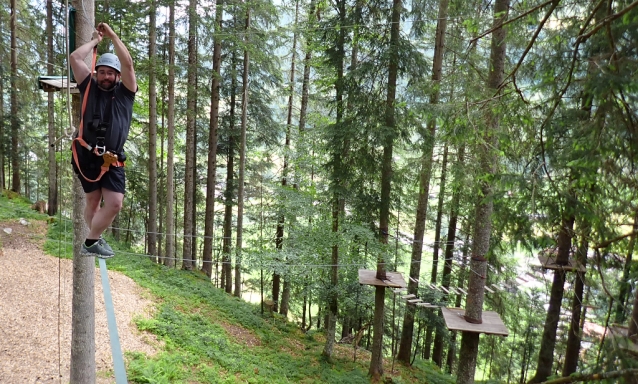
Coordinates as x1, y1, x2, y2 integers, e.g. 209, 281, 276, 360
71, 46, 124, 183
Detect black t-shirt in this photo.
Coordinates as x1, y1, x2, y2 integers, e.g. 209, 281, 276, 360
78, 76, 136, 154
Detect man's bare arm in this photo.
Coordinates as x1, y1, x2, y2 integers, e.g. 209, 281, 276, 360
69, 35, 101, 85
98, 23, 137, 92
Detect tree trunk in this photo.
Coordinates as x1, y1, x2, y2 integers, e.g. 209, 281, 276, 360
397, 0, 449, 364
203, 0, 223, 278
147, 0, 158, 261
432, 144, 451, 367
10, 0, 19, 193
0, 10, 4, 193
222, 54, 237, 294
46, 0, 58, 216
70, 3, 95, 380
234, 10, 250, 298
323, 0, 345, 360
369, 0, 401, 379
456, 0, 508, 382
182, 0, 197, 271
616, 211, 638, 323
562, 220, 590, 375
528, 210, 575, 383
165, 0, 177, 268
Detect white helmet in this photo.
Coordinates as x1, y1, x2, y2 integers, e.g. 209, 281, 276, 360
96, 53, 121, 73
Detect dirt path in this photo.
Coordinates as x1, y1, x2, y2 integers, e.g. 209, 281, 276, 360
0, 219, 157, 383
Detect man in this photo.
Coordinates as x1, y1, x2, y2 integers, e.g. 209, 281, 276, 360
70, 22, 137, 258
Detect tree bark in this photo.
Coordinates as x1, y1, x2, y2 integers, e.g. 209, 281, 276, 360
46, 0, 58, 216
616, 211, 638, 323
456, 0, 508, 382
164, 0, 177, 268
70, 3, 95, 381
234, 9, 250, 298
147, 0, 158, 261
10, 0, 19, 193
222, 71, 236, 292
323, 0, 345, 360
396, 0, 449, 364
562, 221, 590, 375
433, 144, 451, 367
0, 10, 4, 192
369, 0, 401, 379
528, 210, 575, 383
182, 0, 198, 270
203, 0, 223, 278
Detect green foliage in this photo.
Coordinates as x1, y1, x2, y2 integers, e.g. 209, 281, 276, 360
0, 192, 43, 221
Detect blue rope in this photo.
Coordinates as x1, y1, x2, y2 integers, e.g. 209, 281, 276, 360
98, 258, 128, 384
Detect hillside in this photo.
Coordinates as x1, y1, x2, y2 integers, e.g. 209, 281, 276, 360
0, 194, 454, 384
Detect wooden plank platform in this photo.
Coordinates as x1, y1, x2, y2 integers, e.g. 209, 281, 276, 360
407, 299, 422, 304
416, 303, 439, 308
358, 269, 407, 288
38, 76, 79, 93
401, 294, 416, 299
537, 254, 586, 273
441, 307, 509, 336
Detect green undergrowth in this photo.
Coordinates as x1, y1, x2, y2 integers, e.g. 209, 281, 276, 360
37, 209, 454, 383
0, 191, 43, 221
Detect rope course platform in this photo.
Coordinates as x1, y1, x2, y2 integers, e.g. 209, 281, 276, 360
537, 253, 586, 273
358, 269, 407, 288
441, 307, 509, 336
38, 76, 79, 93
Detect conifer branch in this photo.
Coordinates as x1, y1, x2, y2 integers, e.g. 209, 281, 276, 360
469, 0, 555, 45
576, 0, 638, 44
540, 368, 638, 383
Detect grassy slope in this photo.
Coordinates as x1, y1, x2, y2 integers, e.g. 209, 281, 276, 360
1, 193, 454, 384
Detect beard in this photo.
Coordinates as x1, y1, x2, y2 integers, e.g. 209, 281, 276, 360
98, 79, 116, 91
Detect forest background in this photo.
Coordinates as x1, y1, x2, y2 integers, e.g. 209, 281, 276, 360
1, 0, 638, 382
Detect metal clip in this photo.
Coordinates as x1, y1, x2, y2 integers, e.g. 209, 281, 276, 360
94, 145, 106, 156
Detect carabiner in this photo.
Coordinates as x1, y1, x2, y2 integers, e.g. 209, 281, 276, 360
94, 145, 106, 156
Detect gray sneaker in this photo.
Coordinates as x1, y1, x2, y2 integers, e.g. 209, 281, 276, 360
81, 241, 115, 259
99, 237, 114, 253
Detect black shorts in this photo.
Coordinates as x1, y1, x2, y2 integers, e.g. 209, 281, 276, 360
72, 158, 126, 194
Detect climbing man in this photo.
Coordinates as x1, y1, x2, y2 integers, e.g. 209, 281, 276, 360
70, 22, 137, 258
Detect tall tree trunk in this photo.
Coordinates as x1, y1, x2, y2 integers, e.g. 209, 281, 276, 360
0, 10, 4, 193
447, 230, 470, 374
148, 0, 158, 261
369, 0, 401, 378
298, 0, 315, 134
432, 144, 450, 367
46, 0, 58, 216
278, 0, 301, 317
165, 0, 177, 268
203, 0, 223, 278
10, 0, 19, 193
323, 0, 346, 360
159, 79, 165, 262
528, 207, 575, 383
222, 64, 237, 293
182, 0, 197, 270
70, 3, 95, 381
234, 9, 250, 298
562, 220, 590, 375
616, 211, 638, 323
397, 0, 449, 364
456, 0, 508, 382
